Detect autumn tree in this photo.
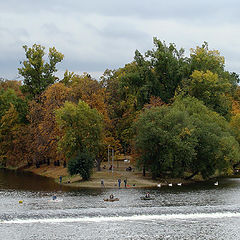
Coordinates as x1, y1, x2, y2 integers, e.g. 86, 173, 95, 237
0, 79, 25, 99
26, 83, 72, 166
100, 68, 137, 154
18, 44, 64, 99
61, 72, 117, 168
0, 86, 28, 167
0, 104, 20, 166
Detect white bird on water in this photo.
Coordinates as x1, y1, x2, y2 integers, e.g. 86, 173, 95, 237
177, 183, 182, 186
214, 181, 219, 186
157, 183, 161, 188
168, 183, 173, 187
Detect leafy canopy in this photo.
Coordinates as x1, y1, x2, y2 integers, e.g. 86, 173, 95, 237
18, 44, 64, 99
55, 100, 103, 159
134, 96, 240, 179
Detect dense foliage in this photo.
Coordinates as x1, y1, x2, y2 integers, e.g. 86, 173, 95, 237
1, 39, 240, 181
134, 97, 240, 179
68, 150, 94, 180
55, 100, 103, 158
18, 44, 64, 99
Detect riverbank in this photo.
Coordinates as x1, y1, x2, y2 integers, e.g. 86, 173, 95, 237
24, 159, 194, 189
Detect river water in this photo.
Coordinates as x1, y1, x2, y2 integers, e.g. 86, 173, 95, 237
1, 169, 240, 240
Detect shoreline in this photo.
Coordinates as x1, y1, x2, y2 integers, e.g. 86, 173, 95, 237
22, 163, 198, 189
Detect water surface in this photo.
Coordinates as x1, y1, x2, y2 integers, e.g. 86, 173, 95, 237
1, 169, 240, 239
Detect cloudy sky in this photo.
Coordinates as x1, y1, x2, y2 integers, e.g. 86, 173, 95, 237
1, 0, 240, 80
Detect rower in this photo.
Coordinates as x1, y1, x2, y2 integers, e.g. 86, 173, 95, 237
109, 194, 114, 199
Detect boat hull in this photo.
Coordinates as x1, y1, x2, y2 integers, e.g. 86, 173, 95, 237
104, 198, 119, 202
140, 197, 154, 200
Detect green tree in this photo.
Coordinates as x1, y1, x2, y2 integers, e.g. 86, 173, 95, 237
190, 42, 225, 74
68, 150, 94, 180
134, 96, 240, 179
55, 100, 103, 159
120, 38, 190, 107
179, 70, 232, 118
189, 42, 239, 93
18, 44, 64, 99
176, 97, 240, 178
134, 104, 197, 179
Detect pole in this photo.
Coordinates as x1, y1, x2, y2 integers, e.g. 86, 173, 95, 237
108, 145, 110, 169
112, 148, 114, 174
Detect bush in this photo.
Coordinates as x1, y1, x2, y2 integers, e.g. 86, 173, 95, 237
68, 150, 94, 181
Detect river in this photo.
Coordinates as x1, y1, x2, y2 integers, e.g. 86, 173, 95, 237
1, 169, 240, 239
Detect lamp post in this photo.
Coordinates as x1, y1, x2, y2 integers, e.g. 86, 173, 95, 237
108, 145, 110, 169
112, 148, 114, 174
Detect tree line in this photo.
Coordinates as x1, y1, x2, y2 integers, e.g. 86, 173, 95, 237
1, 39, 240, 180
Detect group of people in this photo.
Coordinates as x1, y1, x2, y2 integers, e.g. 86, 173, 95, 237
118, 178, 127, 188
101, 178, 128, 188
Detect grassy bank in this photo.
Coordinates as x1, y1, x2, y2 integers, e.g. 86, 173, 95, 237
24, 159, 194, 189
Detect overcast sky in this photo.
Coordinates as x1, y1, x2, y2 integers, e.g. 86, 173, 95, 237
1, 0, 240, 80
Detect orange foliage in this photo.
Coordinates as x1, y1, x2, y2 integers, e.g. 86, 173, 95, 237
144, 96, 167, 109
26, 83, 72, 165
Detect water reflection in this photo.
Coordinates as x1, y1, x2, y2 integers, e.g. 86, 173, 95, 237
0, 169, 71, 192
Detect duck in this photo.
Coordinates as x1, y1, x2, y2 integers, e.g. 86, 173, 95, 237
214, 181, 219, 186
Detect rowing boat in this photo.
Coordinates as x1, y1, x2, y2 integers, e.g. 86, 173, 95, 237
140, 197, 154, 200
103, 198, 119, 202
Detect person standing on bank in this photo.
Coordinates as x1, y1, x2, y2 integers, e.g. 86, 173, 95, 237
124, 179, 127, 188
118, 179, 121, 188
101, 179, 105, 188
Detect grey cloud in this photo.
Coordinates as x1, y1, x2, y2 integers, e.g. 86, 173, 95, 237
2, 0, 240, 23
0, 0, 240, 80
99, 23, 149, 41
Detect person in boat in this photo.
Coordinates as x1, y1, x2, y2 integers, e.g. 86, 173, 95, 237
52, 196, 57, 200
145, 192, 150, 198
109, 194, 114, 199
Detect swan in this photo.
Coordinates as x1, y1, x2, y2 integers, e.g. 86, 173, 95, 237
157, 183, 161, 188
177, 183, 182, 186
168, 183, 173, 187
214, 181, 218, 186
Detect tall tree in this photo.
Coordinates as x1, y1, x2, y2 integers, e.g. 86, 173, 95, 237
189, 42, 239, 92
0, 104, 20, 167
179, 70, 232, 118
55, 100, 103, 159
18, 44, 64, 99
133, 96, 240, 179
120, 38, 190, 108
26, 83, 72, 166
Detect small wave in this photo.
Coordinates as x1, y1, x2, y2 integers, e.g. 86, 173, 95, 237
2, 212, 240, 224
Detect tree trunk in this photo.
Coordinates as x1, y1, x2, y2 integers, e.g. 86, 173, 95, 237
96, 158, 101, 171
143, 166, 146, 176
184, 171, 199, 180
